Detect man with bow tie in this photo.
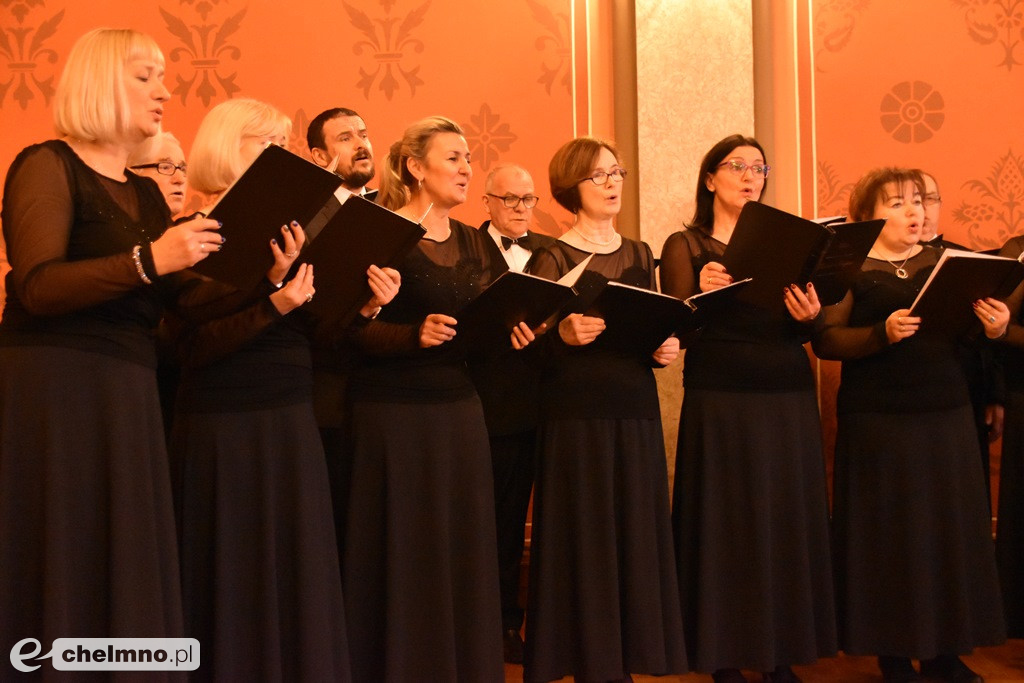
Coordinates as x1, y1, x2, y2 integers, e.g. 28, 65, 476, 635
471, 164, 555, 663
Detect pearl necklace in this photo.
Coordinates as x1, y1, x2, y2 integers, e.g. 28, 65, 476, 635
571, 226, 618, 246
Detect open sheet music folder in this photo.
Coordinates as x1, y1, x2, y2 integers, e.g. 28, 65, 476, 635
300, 195, 426, 327
909, 248, 1024, 336
192, 144, 342, 290
722, 202, 884, 309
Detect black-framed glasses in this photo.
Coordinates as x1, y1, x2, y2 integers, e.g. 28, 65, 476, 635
131, 161, 187, 176
717, 160, 770, 178
579, 167, 627, 185
486, 193, 539, 209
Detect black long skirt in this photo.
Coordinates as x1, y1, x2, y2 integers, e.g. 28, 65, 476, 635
172, 402, 349, 682
834, 406, 1005, 657
0, 346, 184, 681
343, 396, 503, 683
674, 389, 837, 673
524, 417, 687, 683
997, 390, 1024, 638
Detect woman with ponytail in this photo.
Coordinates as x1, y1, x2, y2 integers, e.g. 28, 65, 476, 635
342, 115, 534, 682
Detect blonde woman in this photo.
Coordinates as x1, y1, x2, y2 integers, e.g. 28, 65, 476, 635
344, 115, 532, 682
171, 98, 350, 681
0, 28, 219, 676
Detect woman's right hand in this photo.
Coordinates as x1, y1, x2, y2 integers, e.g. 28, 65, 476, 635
885, 308, 920, 343
150, 216, 223, 275
269, 263, 315, 315
558, 313, 605, 345
420, 313, 457, 348
699, 261, 732, 292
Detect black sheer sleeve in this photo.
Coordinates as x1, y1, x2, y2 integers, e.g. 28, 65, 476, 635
2, 145, 152, 315
811, 291, 890, 360
659, 231, 699, 299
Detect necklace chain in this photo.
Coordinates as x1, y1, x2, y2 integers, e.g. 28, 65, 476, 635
571, 225, 618, 246
873, 246, 914, 279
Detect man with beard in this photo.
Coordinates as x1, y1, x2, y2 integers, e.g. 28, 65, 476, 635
307, 107, 377, 200
306, 107, 396, 570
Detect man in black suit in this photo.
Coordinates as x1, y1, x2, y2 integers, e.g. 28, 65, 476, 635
919, 168, 1003, 503
306, 107, 394, 570
471, 164, 555, 663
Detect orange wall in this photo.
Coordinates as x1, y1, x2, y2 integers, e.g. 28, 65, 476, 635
0, 0, 576, 232
812, 0, 1024, 249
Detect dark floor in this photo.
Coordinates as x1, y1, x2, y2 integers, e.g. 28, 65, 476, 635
503, 640, 1024, 682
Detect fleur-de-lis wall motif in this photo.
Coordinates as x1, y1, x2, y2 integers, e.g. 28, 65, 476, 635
952, 149, 1024, 249
532, 206, 571, 237
464, 104, 517, 172
880, 81, 945, 143
159, 5, 245, 107
342, 0, 429, 101
526, 0, 570, 95
952, 0, 1024, 70
0, 1, 63, 110
817, 161, 855, 217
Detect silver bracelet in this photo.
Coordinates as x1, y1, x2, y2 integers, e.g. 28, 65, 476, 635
132, 245, 152, 284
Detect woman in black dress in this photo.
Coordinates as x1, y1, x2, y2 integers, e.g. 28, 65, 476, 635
171, 97, 395, 681
524, 136, 687, 683
0, 28, 222, 678
343, 115, 532, 682
661, 134, 835, 683
993, 236, 1024, 639
813, 167, 1006, 683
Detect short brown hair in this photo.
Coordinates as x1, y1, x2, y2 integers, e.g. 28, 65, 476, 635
848, 167, 925, 222
548, 137, 619, 214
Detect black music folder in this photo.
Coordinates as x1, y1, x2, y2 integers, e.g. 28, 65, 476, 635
193, 144, 342, 290
909, 248, 1024, 336
722, 202, 885, 309
456, 271, 576, 351
301, 194, 425, 327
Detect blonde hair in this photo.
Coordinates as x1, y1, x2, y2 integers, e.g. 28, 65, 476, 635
188, 98, 291, 194
378, 115, 463, 210
127, 131, 182, 168
54, 28, 165, 143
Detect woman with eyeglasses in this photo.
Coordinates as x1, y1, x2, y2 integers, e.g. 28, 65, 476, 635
660, 134, 836, 683
128, 131, 188, 217
813, 168, 1005, 683
523, 136, 687, 683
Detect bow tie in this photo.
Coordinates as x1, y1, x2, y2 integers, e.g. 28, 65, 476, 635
500, 234, 531, 251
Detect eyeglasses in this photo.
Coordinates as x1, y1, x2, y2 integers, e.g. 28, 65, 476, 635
131, 161, 187, 176
579, 168, 627, 185
486, 193, 539, 209
717, 160, 770, 178
923, 193, 942, 206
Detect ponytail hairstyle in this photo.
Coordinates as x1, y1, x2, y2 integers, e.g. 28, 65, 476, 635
378, 115, 464, 211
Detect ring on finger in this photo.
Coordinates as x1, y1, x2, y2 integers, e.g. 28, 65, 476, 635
305, 292, 314, 303
200, 243, 205, 252
989, 315, 996, 323
285, 250, 298, 257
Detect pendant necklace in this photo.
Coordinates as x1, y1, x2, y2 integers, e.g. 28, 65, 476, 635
877, 247, 914, 279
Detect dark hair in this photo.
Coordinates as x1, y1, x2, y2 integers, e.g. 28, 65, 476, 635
548, 137, 620, 214
687, 134, 767, 234
306, 107, 361, 152
848, 167, 925, 222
